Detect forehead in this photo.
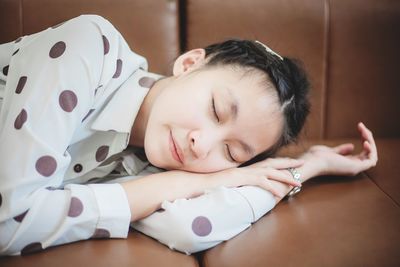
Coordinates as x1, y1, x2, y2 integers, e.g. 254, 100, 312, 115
205, 65, 284, 155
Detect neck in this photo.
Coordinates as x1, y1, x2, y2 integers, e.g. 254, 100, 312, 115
128, 75, 172, 147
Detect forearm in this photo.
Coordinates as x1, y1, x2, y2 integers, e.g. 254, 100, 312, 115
120, 171, 210, 222
120, 154, 321, 222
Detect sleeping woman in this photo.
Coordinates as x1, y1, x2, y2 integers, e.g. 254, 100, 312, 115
0, 14, 377, 256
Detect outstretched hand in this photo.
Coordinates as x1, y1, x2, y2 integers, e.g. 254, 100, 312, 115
301, 122, 378, 177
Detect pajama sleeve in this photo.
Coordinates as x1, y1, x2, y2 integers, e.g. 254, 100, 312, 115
131, 185, 276, 254
0, 15, 133, 256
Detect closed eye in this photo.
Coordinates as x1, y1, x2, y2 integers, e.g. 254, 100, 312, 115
225, 144, 237, 163
211, 96, 238, 163
212, 97, 220, 122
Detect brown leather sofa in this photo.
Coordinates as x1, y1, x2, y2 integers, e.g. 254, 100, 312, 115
1, 0, 399, 266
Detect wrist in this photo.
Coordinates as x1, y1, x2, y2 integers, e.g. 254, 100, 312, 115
297, 153, 325, 182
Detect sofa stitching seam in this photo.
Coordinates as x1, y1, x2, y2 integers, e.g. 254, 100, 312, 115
363, 171, 400, 207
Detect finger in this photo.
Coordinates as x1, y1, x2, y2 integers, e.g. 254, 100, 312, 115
358, 122, 378, 160
259, 179, 285, 198
257, 157, 304, 169
363, 140, 378, 165
360, 123, 378, 154
359, 140, 371, 158
264, 168, 302, 187
358, 122, 376, 147
356, 141, 378, 169
333, 143, 355, 155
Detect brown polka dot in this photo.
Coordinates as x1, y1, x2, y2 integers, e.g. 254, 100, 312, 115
2, 65, 9, 76
138, 77, 157, 88
59, 90, 78, 112
12, 49, 19, 56
112, 59, 122, 78
92, 228, 111, 239
102, 35, 110, 55
14, 109, 28, 129
73, 163, 83, 173
51, 21, 65, 29
21, 242, 43, 255
68, 197, 83, 217
15, 76, 27, 94
95, 145, 109, 162
35, 155, 57, 177
49, 41, 66, 58
81, 109, 95, 122
14, 210, 29, 223
192, 216, 212, 237
15, 37, 22, 43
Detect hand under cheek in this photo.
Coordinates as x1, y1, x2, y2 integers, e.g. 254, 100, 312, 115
181, 160, 235, 174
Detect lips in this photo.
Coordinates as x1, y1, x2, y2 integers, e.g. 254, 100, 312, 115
170, 130, 184, 164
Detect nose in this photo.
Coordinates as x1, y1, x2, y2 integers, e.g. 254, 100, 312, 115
188, 129, 214, 160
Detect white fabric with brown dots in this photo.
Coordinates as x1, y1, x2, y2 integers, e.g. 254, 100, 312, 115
0, 14, 162, 255
0, 14, 276, 256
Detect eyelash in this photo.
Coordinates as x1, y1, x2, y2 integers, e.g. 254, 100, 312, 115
211, 97, 236, 163
211, 98, 219, 122
225, 144, 235, 162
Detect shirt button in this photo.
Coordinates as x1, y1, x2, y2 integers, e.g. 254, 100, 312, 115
74, 164, 83, 173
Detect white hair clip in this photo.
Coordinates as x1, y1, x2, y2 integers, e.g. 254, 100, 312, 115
255, 40, 284, 61
280, 95, 294, 112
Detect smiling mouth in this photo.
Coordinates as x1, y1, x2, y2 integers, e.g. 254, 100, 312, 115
170, 130, 183, 164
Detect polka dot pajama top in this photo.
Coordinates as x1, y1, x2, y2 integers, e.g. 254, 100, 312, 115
0, 14, 276, 256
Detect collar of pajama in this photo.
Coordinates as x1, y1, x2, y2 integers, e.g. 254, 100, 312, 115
91, 68, 163, 134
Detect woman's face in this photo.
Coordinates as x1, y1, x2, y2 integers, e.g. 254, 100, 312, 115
142, 49, 284, 173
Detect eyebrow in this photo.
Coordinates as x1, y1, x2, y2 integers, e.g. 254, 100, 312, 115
222, 87, 255, 157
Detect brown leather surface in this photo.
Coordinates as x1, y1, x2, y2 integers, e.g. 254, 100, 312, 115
1, 229, 199, 267
0, 0, 399, 265
0, 0, 180, 76
325, 0, 400, 138
0, 0, 21, 43
185, 0, 327, 140
202, 171, 400, 267
365, 139, 400, 205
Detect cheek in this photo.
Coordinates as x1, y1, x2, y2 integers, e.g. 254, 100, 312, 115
143, 129, 164, 167
153, 93, 208, 127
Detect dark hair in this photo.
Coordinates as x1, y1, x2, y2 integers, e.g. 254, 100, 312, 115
201, 38, 311, 166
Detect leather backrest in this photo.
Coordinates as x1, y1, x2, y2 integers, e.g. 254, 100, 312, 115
0, 0, 180, 76
1, 0, 399, 138
184, 0, 400, 138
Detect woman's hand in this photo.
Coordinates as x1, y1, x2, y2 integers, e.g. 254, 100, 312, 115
300, 122, 378, 177
206, 157, 304, 198
122, 155, 308, 220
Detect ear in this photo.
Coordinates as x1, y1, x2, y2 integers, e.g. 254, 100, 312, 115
172, 48, 206, 76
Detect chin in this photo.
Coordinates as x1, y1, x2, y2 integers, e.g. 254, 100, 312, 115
145, 151, 161, 167
143, 146, 168, 170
